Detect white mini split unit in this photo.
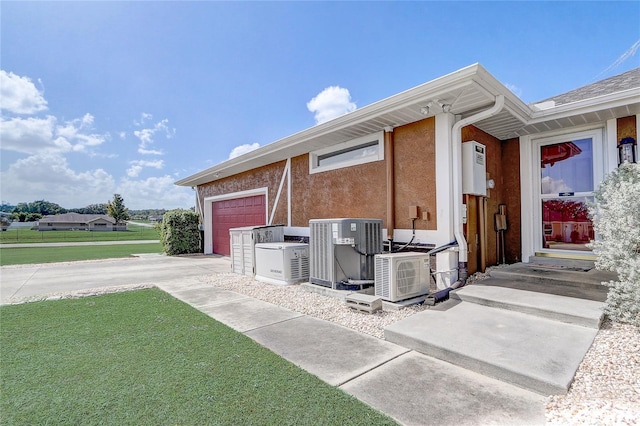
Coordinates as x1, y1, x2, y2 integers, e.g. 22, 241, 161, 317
309, 218, 383, 289
375, 252, 430, 302
254, 242, 310, 286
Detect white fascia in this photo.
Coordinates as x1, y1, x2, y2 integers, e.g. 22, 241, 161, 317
202, 187, 268, 254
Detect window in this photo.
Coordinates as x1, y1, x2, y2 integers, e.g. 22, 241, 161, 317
309, 132, 384, 174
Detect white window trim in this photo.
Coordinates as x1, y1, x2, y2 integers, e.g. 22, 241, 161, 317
520, 125, 606, 261
309, 131, 384, 174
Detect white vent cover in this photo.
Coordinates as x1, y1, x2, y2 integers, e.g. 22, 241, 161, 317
375, 252, 430, 302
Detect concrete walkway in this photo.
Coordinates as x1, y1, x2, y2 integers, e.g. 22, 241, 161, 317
0, 254, 546, 425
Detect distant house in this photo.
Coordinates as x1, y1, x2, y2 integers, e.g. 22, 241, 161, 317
38, 213, 127, 231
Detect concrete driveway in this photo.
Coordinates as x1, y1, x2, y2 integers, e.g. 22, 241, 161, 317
0, 254, 229, 304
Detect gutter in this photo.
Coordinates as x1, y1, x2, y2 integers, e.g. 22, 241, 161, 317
451, 94, 505, 279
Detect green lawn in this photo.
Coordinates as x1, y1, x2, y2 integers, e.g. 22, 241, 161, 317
0, 224, 159, 244
0, 243, 164, 266
0, 288, 396, 425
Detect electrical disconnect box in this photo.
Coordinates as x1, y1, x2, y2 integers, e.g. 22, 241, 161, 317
462, 141, 487, 196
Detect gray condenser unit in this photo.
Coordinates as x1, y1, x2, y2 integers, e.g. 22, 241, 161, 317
309, 218, 383, 289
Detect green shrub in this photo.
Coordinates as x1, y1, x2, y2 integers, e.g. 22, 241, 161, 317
158, 209, 201, 255
588, 162, 640, 326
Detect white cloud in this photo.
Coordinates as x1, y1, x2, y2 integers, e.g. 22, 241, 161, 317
0, 70, 48, 114
133, 117, 175, 155
541, 176, 572, 194
126, 159, 164, 177
0, 154, 192, 209
229, 143, 260, 159
596, 38, 640, 78
307, 86, 356, 125
117, 175, 194, 209
0, 154, 117, 208
0, 114, 107, 155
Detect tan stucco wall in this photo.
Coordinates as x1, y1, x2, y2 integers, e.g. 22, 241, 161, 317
393, 118, 437, 230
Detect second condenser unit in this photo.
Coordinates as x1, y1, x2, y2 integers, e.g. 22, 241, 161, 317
309, 218, 383, 289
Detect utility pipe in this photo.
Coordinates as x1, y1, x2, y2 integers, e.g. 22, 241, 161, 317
384, 127, 395, 249
451, 95, 505, 278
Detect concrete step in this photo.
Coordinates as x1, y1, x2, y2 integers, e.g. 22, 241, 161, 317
490, 263, 612, 301
384, 300, 598, 395
451, 284, 604, 328
528, 255, 595, 270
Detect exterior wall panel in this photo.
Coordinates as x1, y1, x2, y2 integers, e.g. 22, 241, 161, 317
290, 154, 387, 226
393, 118, 437, 231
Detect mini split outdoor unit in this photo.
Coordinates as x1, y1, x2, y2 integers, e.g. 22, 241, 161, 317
309, 218, 383, 289
374, 252, 430, 302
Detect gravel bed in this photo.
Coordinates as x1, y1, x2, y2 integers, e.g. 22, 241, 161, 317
546, 321, 640, 425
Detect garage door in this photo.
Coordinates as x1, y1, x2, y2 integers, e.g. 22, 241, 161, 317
212, 195, 266, 255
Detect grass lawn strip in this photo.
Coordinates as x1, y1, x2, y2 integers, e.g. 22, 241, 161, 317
0, 288, 397, 425
0, 224, 159, 244
0, 243, 164, 266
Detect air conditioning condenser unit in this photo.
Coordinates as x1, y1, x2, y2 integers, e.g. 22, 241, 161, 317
375, 252, 430, 302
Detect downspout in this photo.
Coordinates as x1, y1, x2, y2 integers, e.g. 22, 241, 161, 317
451, 94, 505, 281
384, 127, 395, 250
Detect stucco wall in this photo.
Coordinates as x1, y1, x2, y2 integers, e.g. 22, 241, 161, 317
501, 137, 522, 263
393, 118, 437, 231
617, 115, 637, 140
290, 155, 387, 227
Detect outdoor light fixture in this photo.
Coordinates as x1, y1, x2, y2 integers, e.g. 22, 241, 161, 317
618, 137, 637, 165
420, 99, 451, 115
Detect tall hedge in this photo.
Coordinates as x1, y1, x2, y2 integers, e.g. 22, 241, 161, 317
158, 209, 201, 255
588, 162, 640, 326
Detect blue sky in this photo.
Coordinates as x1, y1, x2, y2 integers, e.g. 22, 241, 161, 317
1, 1, 639, 210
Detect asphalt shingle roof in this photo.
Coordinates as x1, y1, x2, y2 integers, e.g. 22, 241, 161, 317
537, 67, 640, 106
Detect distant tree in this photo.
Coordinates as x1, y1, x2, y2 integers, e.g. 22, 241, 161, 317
69, 203, 108, 214
12, 200, 64, 216
107, 194, 130, 224
26, 213, 42, 222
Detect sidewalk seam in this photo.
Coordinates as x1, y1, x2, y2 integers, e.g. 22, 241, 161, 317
335, 348, 412, 387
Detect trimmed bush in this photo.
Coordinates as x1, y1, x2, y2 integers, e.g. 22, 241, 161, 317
158, 209, 201, 255
588, 162, 640, 326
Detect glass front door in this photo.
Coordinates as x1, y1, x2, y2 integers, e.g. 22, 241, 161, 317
539, 137, 595, 251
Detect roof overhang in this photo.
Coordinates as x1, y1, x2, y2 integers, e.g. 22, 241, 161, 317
176, 63, 530, 187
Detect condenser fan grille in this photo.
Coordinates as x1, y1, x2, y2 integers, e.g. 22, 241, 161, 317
396, 260, 419, 296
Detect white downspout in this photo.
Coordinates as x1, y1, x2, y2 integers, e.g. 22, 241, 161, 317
451, 95, 505, 278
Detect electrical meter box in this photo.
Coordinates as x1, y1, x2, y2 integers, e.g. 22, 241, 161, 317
462, 141, 487, 196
